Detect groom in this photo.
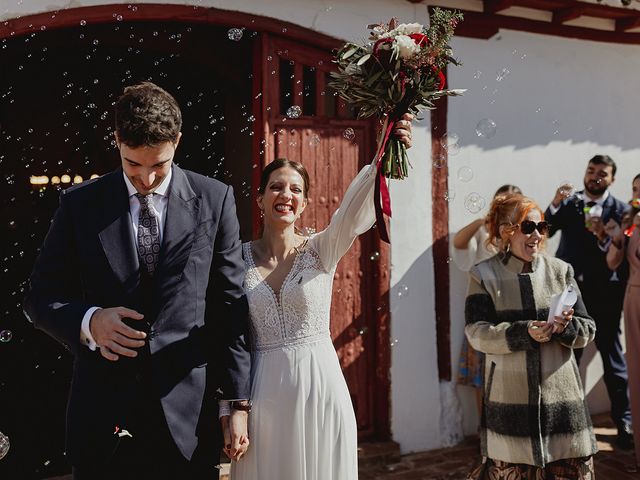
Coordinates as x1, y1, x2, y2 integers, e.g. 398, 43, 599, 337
23, 82, 251, 479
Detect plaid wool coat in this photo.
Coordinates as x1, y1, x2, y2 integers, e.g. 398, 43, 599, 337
465, 252, 598, 467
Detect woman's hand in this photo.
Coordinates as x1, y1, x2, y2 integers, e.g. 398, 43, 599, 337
552, 308, 573, 334
604, 219, 624, 248
528, 320, 554, 343
220, 411, 250, 461
393, 113, 414, 148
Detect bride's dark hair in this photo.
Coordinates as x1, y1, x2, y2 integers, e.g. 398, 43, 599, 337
259, 158, 310, 199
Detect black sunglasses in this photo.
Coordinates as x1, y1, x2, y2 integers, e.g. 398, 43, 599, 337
518, 220, 549, 235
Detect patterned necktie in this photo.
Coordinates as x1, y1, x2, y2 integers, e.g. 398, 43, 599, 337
135, 193, 160, 275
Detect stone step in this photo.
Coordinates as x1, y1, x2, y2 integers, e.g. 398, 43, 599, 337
359, 437, 479, 480
358, 440, 402, 469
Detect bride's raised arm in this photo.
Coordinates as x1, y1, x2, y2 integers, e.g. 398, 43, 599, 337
310, 113, 413, 271
310, 162, 378, 271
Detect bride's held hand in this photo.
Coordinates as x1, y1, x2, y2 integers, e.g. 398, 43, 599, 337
393, 113, 414, 149
227, 410, 250, 461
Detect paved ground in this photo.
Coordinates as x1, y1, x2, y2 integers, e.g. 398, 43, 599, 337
45, 413, 638, 480
359, 413, 638, 479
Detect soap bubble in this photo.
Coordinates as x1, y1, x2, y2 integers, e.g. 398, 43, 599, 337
286, 105, 302, 119
309, 134, 321, 146
444, 189, 456, 202
397, 284, 409, 298
227, 28, 243, 41
343, 128, 355, 141
464, 192, 486, 214
441, 133, 460, 155
558, 182, 575, 198
457, 166, 473, 183
475, 118, 497, 139
0, 432, 9, 460
496, 68, 510, 82
0, 330, 12, 343
433, 154, 446, 169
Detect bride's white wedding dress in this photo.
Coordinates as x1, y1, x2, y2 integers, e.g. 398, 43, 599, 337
230, 162, 377, 480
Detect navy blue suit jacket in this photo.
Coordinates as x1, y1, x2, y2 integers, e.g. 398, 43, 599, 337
545, 190, 629, 285
23, 165, 250, 464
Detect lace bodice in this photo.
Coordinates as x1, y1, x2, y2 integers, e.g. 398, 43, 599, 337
244, 242, 334, 351
243, 162, 378, 352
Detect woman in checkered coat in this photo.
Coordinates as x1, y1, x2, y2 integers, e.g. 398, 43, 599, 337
465, 193, 597, 479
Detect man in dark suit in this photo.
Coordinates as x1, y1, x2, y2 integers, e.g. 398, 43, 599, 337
23, 82, 251, 479
546, 154, 632, 449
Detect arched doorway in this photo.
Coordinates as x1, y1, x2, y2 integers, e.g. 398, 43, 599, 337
0, 5, 391, 478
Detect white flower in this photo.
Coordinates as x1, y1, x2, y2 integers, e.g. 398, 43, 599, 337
395, 23, 423, 35
394, 35, 420, 59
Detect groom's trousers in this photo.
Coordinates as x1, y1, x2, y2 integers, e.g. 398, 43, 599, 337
71, 366, 220, 480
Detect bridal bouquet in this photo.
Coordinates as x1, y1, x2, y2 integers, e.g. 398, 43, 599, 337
330, 8, 464, 241
330, 8, 464, 180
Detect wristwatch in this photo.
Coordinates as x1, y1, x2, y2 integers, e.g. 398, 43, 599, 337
230, 400, 252, 412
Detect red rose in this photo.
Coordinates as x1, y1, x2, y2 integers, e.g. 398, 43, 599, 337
408, 33, 429, 47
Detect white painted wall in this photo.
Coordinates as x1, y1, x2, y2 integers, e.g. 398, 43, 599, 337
388, 118, 442, 453
447, 29, 640, 435
3, 0, 637, 455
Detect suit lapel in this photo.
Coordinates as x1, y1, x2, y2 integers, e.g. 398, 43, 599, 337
98, 170, 140, 294
602, 193, 616, 221
155, 165, 200, 294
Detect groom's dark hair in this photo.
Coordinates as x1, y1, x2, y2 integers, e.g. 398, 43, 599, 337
115, 81, 182, 147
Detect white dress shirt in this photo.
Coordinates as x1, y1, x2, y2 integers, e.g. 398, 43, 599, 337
548, 189, 610, 215
80, 169, 172, 350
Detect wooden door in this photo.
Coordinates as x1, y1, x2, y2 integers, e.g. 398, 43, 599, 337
252, 34, 391, 439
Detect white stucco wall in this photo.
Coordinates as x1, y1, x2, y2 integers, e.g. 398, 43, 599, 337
447, 29, 640, 435
3, 0, 637, 455
388, 119, 442, 453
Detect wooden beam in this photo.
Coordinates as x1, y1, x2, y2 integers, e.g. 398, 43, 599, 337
616, 15, 640, 32
430, 69, 452, 382
553, 6, 587, 24
484, 0, 515, 14
431, 6, 640, 45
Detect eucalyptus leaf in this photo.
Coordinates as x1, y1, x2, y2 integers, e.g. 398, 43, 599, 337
357, 54, 372, 66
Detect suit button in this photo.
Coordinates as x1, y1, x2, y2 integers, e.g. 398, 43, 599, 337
135, 373, 143, 383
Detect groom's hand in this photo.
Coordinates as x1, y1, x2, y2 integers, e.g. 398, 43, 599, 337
89, 307, 146, 361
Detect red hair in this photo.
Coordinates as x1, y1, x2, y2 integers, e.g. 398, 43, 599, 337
485, 193, 545, 251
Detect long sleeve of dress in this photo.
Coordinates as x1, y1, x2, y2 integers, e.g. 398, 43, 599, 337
310, 162, 377, 271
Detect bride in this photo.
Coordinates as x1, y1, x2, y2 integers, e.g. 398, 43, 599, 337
221, 115, 413, 479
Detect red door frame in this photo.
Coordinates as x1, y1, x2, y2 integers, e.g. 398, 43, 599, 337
0, 3, 392, 440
